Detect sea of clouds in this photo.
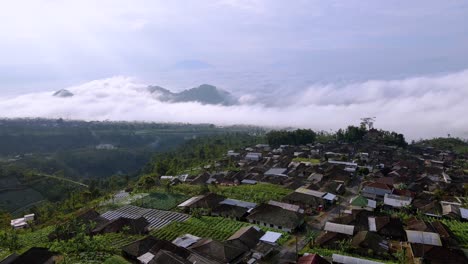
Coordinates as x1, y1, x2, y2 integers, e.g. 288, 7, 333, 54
1, 69, 467, 140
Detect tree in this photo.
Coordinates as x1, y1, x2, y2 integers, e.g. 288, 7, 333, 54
190, 208, 204, 219
305, 229, 319, 247
393, 246, 407, 264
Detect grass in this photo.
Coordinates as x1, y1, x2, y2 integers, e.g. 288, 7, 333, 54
212, 183, 293, 203
0, 188, 45, 213
103, 255, 130, 264
150, 216, 290, 245
438, 219, 468, 247
300, 245, 396, 264
131, 192, 188, 210
292, 158, 321, 164
166, 182, 292, 204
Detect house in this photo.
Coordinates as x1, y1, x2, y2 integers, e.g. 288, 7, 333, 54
383, 193, 412, 209
264, 168, 288, 177
0, 247, 57, 264
121, 236, 190, 263
367, 216, 405, 240
172, 234, 201, 249
297, 254, 330, 264
212, 198, 256, 220
227, 226, 264, 249
92, 217, 149, 235
245, 152, 262, 161
282, 187, 336, 211
332, 254, 384, 264
350, 195, 376, 211
405, 230, 442, 246
10, 214, 34, 229
441, 203, 461, 219
409, 244, 467, 264
351, 231, 388, 255
149, 250, 192, 264
246, 203, 304, 232
324, 222, 355, 236
460, 207, 468, 221
177, 193, 225, 212
361, 182, 393, 200
189, 238, 248, 263
259, 231, 282, 245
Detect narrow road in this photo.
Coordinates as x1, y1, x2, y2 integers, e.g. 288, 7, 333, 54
36, 173, 89, 187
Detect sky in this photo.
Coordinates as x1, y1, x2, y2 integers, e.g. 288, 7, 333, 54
0, 1, 467, 138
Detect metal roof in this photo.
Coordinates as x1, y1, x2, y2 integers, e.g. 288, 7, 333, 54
367, 199, 377, 209
384, 194, 412, 208
295, 187, 325, 198
332, 254, 384, 264
137, 252, 155, 264
460, 207, 468, 219
323, 193, 337, 201
260, 231, 282, 244
101, 205, 189, 229
324, 222, 355, 235
172, 234, 201, 248
368, 217, 377, 232
241, 179, 257, 184
405, 230, 442, 246
268, 200, 301, 213
328, 160, 358, 167
265, 168, 288, 176
178, 195, 204, 207
220, 198, 257, 209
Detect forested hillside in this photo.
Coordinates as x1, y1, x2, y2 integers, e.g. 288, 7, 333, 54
0, 119, 264, 215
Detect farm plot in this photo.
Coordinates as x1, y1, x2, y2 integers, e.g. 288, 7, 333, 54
150, 216, 290, 244
132, 192, 188, 210
214, 183, 293, 203
0, 188, 44, 213
439, 219, 468, 247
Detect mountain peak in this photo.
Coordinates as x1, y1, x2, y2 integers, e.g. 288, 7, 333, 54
53, 89, 74, 98
148, 84, 237, 105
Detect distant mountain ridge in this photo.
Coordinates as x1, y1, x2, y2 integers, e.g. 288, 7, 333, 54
147, 84, 237, 105
52, 84, 237, 105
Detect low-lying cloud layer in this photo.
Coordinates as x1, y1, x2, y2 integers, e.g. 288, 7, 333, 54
1, 70, 467, 140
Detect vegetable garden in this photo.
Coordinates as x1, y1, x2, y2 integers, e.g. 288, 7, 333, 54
132, 192, 188, 210
150, 216, 289, 245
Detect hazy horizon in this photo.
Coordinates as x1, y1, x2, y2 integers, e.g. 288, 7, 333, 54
1, 1, 467, 139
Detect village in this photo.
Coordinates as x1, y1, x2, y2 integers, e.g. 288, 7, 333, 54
5, 130, 468, 264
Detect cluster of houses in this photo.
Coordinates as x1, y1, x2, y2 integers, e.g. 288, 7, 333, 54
158, 139, 467, 263
3, 135, 468, 263
120, 226, 288, 264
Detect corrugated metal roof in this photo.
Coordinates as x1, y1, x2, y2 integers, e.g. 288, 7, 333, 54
295, 187, 325, 198
268, 200, 301, 212
101, 205, 190, 229
384, 194, 412, 208
220, 198, 257, 209
332, 254, 384, 264
265, 168, 288, 176
324, 222, 355, 235
260, 231, 282, 244
405, 230, 442, 246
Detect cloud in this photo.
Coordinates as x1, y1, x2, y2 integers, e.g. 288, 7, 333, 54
0, 70, 467, 140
